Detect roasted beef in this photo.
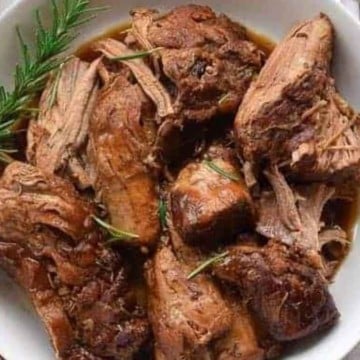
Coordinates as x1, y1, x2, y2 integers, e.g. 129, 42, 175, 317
170, 151, 254, 244
27, 57, 99, 188
213, 241, 339, 342
87, 66, 160, 248
127, 5, 264, 162
145, 246, 232, 360
0, 162, 149, 359
235, 14, 360, 182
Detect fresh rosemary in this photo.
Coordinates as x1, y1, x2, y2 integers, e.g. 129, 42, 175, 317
0, 0, 106, 161
111, 47, 163, 62
204, 160, 241, 182
159, 199, 167, 229
187, 251, 229, 280
92, 215, 139, 243
218, 93, 231, 105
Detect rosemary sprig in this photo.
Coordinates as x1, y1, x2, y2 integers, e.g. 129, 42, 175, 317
92, 215, 139, 243
187, 251, 229, 280
218, 93, 231, 105
111, 47, 163, 62
0, 0, 107, 161
204, 160, 241, 182
159, 199, 167, 229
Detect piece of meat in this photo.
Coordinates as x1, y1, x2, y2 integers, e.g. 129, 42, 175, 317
0, 162, 149, 360
27, 57, 99, 189
94, 39, 174, 119
257, 166, 335, 250
235, 14, 360, 182
170, 154, 254, 245
145, 246, 232, 360
129, 5, 264, 163
214, 297, 265, 360
256, 166, 343, 272
213, 241, 339, 342
88, 68, 160, 248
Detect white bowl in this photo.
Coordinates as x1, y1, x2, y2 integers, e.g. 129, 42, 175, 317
0, 1, 359, 359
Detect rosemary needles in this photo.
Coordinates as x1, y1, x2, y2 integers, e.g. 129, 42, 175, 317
187, 251, 229, 280
0, 0, 106, 161
92, 215, 139, 243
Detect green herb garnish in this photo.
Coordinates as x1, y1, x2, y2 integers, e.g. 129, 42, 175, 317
159, 199, 167, 229
187, 251, 229, 280
218, 93, 231, 105
111, 47, 163, 62
92, 215, 139, 243
0, 0, 107, 161
204, 160, 241, 182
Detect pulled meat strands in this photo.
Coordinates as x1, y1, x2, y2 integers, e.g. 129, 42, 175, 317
88, 69, 160, 247
94, 38, 174, 118
170, 156, 254, 245
128, 5, 264, 164
235, 14, 360, 182
27, 57, 99, 188
213, 241, 339, 342
0, 162, 149, 359
258, 166, 336, 253
145, 246, 232, 360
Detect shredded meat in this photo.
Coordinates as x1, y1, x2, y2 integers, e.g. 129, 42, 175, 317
0, 162, 149, 359
145, 246, 232, 360
258, 166, 336, 253
88, 67, 160, 248
27, 57, 99, 188
128, 5, 264, 163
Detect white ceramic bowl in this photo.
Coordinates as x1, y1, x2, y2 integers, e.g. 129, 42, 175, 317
0, 1, 359, 359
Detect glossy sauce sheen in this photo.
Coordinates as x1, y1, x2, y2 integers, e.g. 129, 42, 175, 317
75, 20, 359, 264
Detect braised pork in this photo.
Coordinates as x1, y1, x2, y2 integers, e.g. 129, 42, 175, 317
256, 166, 350, 274
213, 241, 339, 342
145, 246, 232, 360
235, 14, 360, 182
0, 162, 149, 359
214, 297, 265, 360
27, 57, 99, 188
170, 152, 254, 244
87, 67, 160, 248
128, 5, 264, 162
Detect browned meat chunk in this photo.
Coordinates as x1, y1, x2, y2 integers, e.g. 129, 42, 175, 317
213, 241, 339, 342
88, 68, 160, 248
27, 57, 99, 188
0, 162, 149, 359
214, 298, 265, 360
170, 155, 254, 244
145, 246, 232, 360
235, 15, 360, 182
128, 5, 264, 162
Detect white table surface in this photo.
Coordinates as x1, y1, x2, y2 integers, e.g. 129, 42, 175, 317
0, 0, 359, 359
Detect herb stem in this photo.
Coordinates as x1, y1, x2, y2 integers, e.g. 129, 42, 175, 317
187, 251, 229, 280
0, 0, 106, 161
204, 160, 241, 182
111, 47, 163, 62
92, 215, 139, 242
159, 199, 167, 229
